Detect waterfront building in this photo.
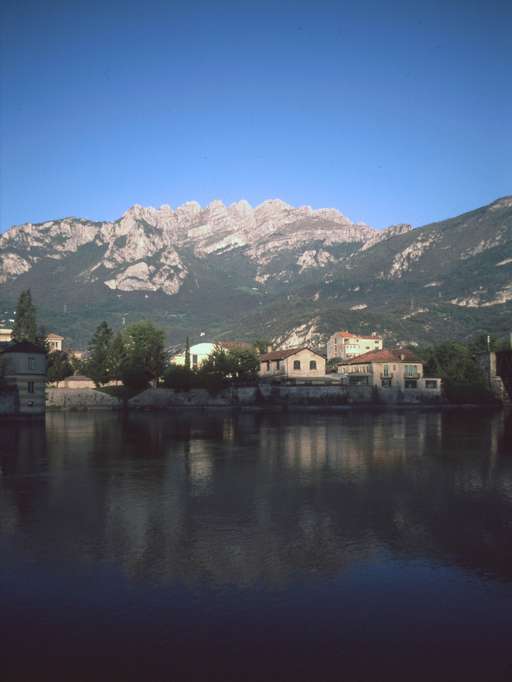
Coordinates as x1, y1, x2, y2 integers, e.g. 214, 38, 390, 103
337, 348, 441, 394
0, 341, 47, 416
259, 346, 327, 383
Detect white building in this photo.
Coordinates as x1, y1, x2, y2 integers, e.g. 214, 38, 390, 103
172, 342, 216, 369
327, 330, 383, 361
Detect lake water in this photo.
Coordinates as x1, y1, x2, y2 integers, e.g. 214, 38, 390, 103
1, 410, 512, 681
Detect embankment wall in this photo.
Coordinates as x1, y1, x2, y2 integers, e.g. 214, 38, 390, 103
46, 388, 122, 410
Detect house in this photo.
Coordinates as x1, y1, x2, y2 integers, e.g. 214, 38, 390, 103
327, 330, 383, 361
47, 333, 64, 352
171, 341, 253, 369
0, 341, 47, 416
0, 328, 13, 344
337, 348, 441, 394
259, 347, 327, 383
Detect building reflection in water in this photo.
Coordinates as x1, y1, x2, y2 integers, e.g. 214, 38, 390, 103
1, 409, 512, 586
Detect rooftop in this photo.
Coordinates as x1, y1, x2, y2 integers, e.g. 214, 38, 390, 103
341, 349, 421, 365
0, 341, 46, 355
333, 330, 382, 340
260, 346, 325, 361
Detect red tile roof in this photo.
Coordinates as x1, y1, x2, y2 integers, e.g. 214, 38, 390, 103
333, 330, 383, 341
216, 340, 253, 351
260, 346, 325, 361
341, 349, 421, 365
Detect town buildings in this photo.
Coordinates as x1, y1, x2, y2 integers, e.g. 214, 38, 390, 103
259, 347, 327, 383
337, 348, 441, 395
327, 330, 383, 361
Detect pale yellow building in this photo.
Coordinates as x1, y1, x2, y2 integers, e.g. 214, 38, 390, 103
337, 348, 441, 395
0, 328, 13, 344
327, 330, 383, 361
47, 333, 64, 352
259, 347, 327, 382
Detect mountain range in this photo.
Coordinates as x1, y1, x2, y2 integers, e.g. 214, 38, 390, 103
1, 196, 511, 349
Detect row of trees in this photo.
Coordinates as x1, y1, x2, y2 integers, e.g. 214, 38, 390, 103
82, 320, 166, 389
162, 345, 259, 392
418, 340, 494, 403
81, 323, 260, 392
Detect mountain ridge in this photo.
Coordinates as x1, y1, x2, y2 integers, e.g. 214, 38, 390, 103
0, 196, 511, 348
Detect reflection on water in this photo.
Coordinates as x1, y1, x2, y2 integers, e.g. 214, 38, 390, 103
1, 410, 512, 680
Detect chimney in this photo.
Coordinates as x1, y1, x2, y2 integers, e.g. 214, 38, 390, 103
400, 352, 405, 361
267, 344, 273, 353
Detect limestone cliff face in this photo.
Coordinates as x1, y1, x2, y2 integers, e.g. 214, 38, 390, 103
0, 199, 378, 294
1, 196, 511, 348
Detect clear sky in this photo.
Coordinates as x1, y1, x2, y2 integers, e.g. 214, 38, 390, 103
1, 0, 511, 233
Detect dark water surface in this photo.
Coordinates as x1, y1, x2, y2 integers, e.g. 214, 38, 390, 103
1, 410, 512, 681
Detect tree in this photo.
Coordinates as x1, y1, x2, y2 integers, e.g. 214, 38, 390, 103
226, 348, 259, 382
162, 364, 195, 391
185, 336, 191, 370
254, 339, 271, 355
120, 364, 151, 391
84, 321, 113, 386
12, 290, 37, 343
122, 321, 166, 386
47, 351, 74, 384
198, 346, 259, 387
108, 332, 127, 382
420, 341, 493, 404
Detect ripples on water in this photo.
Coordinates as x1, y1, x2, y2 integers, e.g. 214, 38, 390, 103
1, 410, 512, 681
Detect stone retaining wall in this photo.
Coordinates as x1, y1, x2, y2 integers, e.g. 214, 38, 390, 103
128, 384, 441, 409
46, 388, 122, 410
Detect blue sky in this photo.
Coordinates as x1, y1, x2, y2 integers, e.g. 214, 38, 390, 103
1, 0, 511, 232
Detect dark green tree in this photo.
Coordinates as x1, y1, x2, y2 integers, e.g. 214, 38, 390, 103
47, 351, 74, 384
420, 341, 492, 403
84, 321, 114, 386
198, 346, 259, 387
185, 336, 191, 370
162, 364, 195, 391
254, 339, 272, 355
108, 331, 127, 382
12, 290, 37, 343
122, 321, 166, 386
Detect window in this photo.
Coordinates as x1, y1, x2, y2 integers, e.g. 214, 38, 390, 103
425, 380, 437, 389
405, 379, 418, 389
309, 360, 317, 370
28, 381, 34, 394
275, 360, 281, 370
383, 364, 389, 377
349, 375, 368, 386
265, 361, 270, 371
381, 378, 392, 388
28, 357, 35, 370
293, 360, 301, 370
405, 365, 417, 377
